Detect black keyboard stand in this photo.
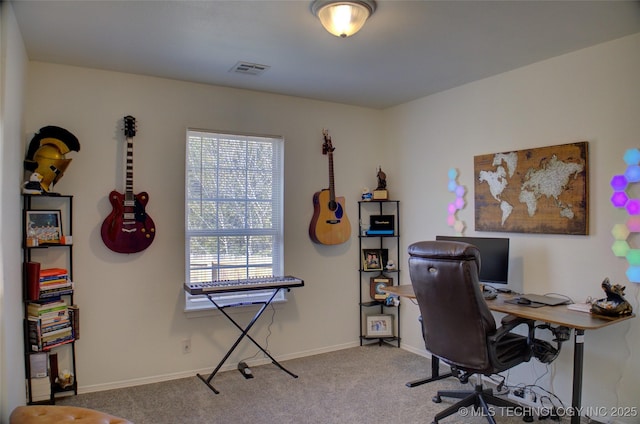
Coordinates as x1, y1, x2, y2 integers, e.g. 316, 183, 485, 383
196, 288, 298, 394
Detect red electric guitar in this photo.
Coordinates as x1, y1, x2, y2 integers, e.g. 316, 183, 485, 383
101, 116, 156, 253
309, 130, 351, 245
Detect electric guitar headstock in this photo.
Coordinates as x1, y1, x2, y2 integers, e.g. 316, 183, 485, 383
322, 129, 335, 155
124, 115, 137, 138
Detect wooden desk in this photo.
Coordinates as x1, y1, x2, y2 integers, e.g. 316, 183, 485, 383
383, 285, 634, 424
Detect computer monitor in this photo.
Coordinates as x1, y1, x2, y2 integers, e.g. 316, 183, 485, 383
435, 235, 510, 285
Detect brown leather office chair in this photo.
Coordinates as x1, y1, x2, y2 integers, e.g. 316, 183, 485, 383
408, 240, 535, 424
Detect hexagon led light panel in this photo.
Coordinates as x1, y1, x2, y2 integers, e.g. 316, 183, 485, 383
627, 216, 640, 232
624, 148, 640, 166
446, 168, 466, 235
610, 175, 628, 191
627, 249, 640, 266
611, 191, 628, 208
611, 223, 630, 241
612, 240, 630, 257
627, 266, 640, 282
611, 148, 640, 283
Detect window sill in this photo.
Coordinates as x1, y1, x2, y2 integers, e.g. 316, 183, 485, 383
184, 297, 288, 319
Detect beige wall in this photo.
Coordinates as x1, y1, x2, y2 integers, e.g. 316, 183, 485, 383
387, 33, 640, 419
1, 2, 29, 422
3, 3, 639, 420
23, 62, 385, 391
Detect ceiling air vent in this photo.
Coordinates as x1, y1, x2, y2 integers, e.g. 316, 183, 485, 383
229, 61, 270, 76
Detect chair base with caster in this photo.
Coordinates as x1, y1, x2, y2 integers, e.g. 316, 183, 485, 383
431, 383, 532, 424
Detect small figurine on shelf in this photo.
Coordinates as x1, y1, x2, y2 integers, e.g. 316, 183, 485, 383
359, 219, 369, 236
373, 167, 388, 200
361, 187, 372, 201
376, 167, 387, 190
385, 295, 399, 307
22, 172, 44, 195
26, 221, 39, 247
386, 259, 396, 270
56, 369, 74, 390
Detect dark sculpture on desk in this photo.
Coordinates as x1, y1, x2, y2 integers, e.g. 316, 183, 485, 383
591, 278, 633, 317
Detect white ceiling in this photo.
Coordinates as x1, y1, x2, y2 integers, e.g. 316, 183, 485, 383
11, 0, 640, 109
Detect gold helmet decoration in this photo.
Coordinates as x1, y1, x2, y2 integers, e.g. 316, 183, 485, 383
24, 126, 80, 192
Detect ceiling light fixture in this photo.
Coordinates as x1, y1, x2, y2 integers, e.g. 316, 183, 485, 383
311, 0, 376, 38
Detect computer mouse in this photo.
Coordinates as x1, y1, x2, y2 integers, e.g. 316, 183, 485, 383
517, 297, 532, 305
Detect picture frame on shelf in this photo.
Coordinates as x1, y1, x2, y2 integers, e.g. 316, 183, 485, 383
362, 249, 383, 271
370, 276, 393, 300
25, 210, 62, 245
365, 314, 394, 337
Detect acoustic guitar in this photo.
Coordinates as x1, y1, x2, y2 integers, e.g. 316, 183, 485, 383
309, 130, 351, 245
101, 116, 156, 253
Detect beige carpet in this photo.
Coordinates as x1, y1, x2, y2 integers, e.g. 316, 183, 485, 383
57, 345, 566, 423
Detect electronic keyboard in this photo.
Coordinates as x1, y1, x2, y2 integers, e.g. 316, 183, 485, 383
184, 275, 304, 295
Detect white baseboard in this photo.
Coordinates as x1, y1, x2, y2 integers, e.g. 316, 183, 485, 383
399, 344, 432, 359
77, 341, 359, 394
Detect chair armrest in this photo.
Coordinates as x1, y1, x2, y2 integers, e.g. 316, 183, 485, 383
500, 314, 532, 329
488, 315, 534, 349
487, 315, 535, 371
494, 315, 535, 338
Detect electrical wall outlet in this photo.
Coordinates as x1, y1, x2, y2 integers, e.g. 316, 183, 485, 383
182, 338, 191, 354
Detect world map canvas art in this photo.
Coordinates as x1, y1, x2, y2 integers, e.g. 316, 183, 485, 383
474, 142, 588, 235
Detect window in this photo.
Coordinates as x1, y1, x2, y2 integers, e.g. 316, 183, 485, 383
185, 130, 284, 311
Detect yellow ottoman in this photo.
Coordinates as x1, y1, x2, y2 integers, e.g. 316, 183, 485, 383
10, 405, 133, 424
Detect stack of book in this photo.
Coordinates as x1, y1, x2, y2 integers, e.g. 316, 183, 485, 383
38, 268, 73, 299
27, 300, 73, 351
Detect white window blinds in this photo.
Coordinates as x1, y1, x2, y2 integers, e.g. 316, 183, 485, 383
185, 130, 284, 311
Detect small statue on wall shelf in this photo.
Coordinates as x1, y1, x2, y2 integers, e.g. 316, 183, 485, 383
373, 167, 388, 200
56, 369, 74, 390
22, 172, 44, 195
376, 167, 387, 190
